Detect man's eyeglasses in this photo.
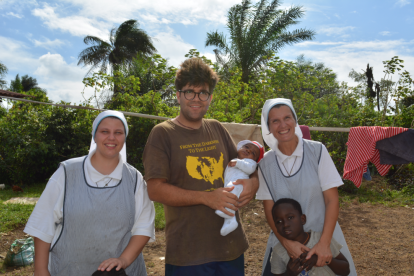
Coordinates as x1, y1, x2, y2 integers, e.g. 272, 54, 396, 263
178, 90, 211, 101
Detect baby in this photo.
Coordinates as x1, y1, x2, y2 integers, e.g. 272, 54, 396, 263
271, 198, 350, 276
215, 140, 264, 236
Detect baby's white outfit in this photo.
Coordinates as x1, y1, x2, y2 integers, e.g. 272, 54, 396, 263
215, 158, 257, 236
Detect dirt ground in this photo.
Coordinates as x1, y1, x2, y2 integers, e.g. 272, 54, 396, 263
1, 201, 414, 275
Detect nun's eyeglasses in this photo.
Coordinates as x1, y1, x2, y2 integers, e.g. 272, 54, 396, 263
179, 90, 211, 101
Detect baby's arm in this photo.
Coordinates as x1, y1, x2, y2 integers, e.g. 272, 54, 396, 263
234, 158, 257, 175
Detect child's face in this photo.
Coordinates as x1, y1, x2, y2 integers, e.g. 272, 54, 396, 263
237, 143, 260, 161
272, 203, 306, 242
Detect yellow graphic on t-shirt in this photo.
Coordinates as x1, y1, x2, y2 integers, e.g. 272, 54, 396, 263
186, 153, 224, 185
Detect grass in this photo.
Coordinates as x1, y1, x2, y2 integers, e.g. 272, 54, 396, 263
0, 182, 167, 234
0, 183, 46, 234
154, 202, 166, 230
338, 176, 414, 207
2, 175, 413, 234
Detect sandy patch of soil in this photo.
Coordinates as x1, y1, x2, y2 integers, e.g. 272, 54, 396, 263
2, 201, 414, 275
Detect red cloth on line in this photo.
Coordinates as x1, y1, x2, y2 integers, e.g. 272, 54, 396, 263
299, 125, 311, 140
343, 126, 408, 187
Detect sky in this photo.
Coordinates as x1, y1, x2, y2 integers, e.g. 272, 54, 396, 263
0, 0, 413, 104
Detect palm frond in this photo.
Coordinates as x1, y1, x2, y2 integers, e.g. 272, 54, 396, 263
83, 36, 106, 45
78, 19, 157, 79
264, 6, 305, 39
77, 45, 111, 67
205, 31, 231, 54
268, 28, 315, 52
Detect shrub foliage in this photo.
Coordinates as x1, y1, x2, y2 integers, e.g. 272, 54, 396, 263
1, 52, 413, 192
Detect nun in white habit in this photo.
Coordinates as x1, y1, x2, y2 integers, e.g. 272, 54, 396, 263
24, 110, 155, 276
255, 99, 357, 276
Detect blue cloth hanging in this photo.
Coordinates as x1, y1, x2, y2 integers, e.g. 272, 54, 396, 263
362, 165, 372, 181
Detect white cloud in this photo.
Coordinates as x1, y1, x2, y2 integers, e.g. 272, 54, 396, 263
380, 31, 391, 36
140, 14, 171, 24
32, 4, 110, 39
59, 0, 240, 25
296, 40, 410, 51
0, 36, 93, 104
0, 36, 37, 71
334, 13, 340, 19
395, 0, 411, 7
5, 12, 23, 18
32, 37, 65, 50
282, 39, 414, 86
34, 53, 84, 81
151, 30, 216, 67
318, 26, 355, 37
33, 53, 94, 103
153, 31, 195, 67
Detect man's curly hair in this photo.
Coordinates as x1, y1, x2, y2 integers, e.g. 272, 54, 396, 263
175, 58, 219, 93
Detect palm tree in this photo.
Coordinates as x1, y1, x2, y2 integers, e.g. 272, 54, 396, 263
78, 19, 156, 76
205, 0, 315, 84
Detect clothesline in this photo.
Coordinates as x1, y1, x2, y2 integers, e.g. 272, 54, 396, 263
1, 95, 170, 121
1, 96, 350, 132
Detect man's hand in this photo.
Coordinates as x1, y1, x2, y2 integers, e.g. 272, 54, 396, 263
228, 160, 237, 167
233, 174, 259, 207
204, 186, 238, 216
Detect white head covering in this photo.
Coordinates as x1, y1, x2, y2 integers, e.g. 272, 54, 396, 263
261, 98, 303, 152
89, 110, 128, 162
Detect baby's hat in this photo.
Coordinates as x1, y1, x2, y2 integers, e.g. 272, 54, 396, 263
237, 140, 265, 162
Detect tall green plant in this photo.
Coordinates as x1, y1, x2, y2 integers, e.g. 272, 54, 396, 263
78, 19, 156, 83
205, 0, 315, 84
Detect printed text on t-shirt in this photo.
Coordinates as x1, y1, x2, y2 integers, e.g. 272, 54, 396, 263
179, 140, 220, 153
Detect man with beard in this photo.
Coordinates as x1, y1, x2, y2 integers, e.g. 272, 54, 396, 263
143, 58, 259, 276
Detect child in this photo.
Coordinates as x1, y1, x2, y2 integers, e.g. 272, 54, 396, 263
270, 198, 350, 276
215, 140, 264, 236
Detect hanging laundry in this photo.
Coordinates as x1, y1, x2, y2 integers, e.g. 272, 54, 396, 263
343, 126, 408, 187
221, 122, 264, 146
362, 165, 372, 181
299, 125, 311, 140
376, 129, 414, 165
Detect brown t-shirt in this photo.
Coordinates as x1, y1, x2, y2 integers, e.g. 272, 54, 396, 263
143, 119, 249, 266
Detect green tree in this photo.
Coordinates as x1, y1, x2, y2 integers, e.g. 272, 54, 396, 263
9, 74, 23, 92
21, 75, 39, 91
205, 0, 315, 84
77, 19, 156, 78
120, 54, 177, 100
295, 55, 340, 98
0, 61, 7, 89
9, 74, 44, 93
